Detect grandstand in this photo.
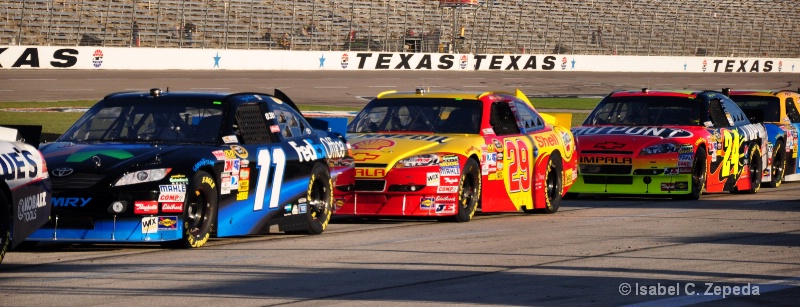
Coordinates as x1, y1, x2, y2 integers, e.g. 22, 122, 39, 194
1, 0, 798, 57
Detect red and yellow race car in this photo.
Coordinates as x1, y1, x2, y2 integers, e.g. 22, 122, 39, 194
335, 89, 577, 222
570, 89, 768, 199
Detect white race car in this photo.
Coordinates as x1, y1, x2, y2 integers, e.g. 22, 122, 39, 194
0, 126, 51, 266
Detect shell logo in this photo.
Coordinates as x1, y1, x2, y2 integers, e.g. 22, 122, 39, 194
352, 139, 396, 150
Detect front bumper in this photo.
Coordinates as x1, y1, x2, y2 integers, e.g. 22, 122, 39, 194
26, 215, 184, 242
570, 173, 694, 195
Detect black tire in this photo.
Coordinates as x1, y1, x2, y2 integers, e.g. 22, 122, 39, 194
764, 140, 785, 188
0, 189, 10, 266
675, 148, 706, 200
179, 171, 218, 248
303, 164, 334, 234
447, 158, 480, 222
524, 154, 562, 214
737, 146, 762, 194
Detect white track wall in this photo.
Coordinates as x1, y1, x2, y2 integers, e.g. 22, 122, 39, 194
1, 46, 799, 73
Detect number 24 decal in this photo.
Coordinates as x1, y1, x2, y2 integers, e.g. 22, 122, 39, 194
253, 147, 286, 211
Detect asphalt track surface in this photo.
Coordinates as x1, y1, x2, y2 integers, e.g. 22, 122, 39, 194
1, 71, 800, 306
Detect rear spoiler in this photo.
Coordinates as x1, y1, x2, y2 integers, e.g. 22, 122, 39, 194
538, 113, 572, 129
0, 125, 43, 148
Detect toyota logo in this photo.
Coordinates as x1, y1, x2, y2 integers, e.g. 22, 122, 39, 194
51, 167, 74, 177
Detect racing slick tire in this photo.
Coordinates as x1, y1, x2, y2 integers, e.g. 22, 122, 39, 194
0, 189, 9, 265
675, 148, 707, 201
303, 163, 334, 234
764, 140, 785, 188
524, 154, 562, 214
445, 158, 481, 222
177, 171, 218, 248
733, 146, 762, 194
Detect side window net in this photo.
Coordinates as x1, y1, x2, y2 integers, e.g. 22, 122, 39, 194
235, 104, 272, 144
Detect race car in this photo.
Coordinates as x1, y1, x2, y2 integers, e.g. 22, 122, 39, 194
726, 89, 800, 187
0, 126, 51, 265
336, 88, 577, 222
570, 89, 768, 199
26, 88, 354, 248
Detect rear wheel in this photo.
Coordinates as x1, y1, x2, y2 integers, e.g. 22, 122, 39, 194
303, 164, 334, 234
524, 154, 562, 214
732, 146, 762, 194
448, 158, 480, 222
179, 171, 217, 248
0, 190, 10, 265
764, 140, 785, 188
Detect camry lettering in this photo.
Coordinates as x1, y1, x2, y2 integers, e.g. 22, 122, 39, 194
580, 156, 633, 164
52, 197, 91, 207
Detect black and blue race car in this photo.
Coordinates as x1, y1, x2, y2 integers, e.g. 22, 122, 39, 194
27, 89, 354, 248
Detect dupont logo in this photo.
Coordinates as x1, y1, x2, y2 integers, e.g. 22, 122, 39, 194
51, 167, 74, 177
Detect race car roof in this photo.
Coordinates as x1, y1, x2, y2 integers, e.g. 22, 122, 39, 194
375, 88, 535, 107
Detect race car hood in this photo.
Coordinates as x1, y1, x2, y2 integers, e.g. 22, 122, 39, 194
40, 142, 188, 174
347, 133, 454, 165
571, 126, 699, 152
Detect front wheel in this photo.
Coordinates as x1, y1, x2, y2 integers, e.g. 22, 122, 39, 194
446, 158, 480, 222
0, 190, 10, 265
764, 141, 785, 188
179, 171, 218, 248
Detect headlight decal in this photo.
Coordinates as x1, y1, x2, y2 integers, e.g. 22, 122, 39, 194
113, 168, 172, 186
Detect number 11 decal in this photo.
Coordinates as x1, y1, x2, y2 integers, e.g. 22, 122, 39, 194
253, 147, 286, 211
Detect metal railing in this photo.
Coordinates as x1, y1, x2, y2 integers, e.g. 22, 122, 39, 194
1, 0, 798, 58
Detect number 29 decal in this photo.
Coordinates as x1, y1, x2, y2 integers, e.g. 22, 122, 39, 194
506, 139, 530, 193
253, 147, 286, 211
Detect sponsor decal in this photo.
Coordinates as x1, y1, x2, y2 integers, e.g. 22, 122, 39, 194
202, 176, 216, 189
230, 145, 248, 159
230, 174, 239, 189
443, 176, 459, 185
660, 183, 675, 191
435, 203, 456, 214
594, 142, 625, 150
265, 112, 276, 120
341, 53, 349, 69
224, 150, 237, 159
142, 216, 158, 234
193, 158, 215, 172
427, 172, 440, 186
91, 49, 103, 68
222, 135, 238, 144
579, 156, 633, 164
159, 184, 186, 193
440, 155, 460, 176
535, 134, 560, 147
708, 59, 774, 73
135, 201, 158, 214
678, 153, 694, 161
355, 168, 385, 178
270, 125, 281, 133
239, 179, 250, 192
678, 167, 692, 174
170, 174, 189, 184
17, 191, 47, 222
158, 216, 178, 230
240, 168, 250, 180
158, 193, 185, 202
437, 186, 458, 193
52, 197, 91, 207
675, 181, 689, 191
237, 191, 248, 200
0, 147, 39, 180
435, 195, 456, 202
348, 53, 558, 71
677, 160, 692, 168
351, 139, 396, 150
319, 137, 348, 159
420, 197, 434, 210
289, 139, 322, 162
221, 172, 231, 194
459, 54, 468, 69
572, 126, 693, 138
679, 144, 694, 154
224, 159, 241, 173
299, 203, 307, 214
664, 168, 679, 176
161, 202, 183, 213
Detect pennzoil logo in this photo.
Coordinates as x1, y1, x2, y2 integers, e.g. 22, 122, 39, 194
351, 139, 395, 150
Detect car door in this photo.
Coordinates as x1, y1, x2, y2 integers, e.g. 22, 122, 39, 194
485, 99, 537, 211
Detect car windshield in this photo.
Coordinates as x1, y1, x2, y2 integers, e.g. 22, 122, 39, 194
58, 100, 224, 144
347, 98, 482, 134
584, 96, 703, 126
730, 95, 781, 123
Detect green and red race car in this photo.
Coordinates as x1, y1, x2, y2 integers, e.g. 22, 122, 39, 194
570, 89, 768, 199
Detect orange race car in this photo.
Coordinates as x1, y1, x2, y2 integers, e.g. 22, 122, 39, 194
335, 88, 577, 222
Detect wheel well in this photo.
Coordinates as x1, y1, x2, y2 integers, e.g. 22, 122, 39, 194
0, 182, 9, 205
